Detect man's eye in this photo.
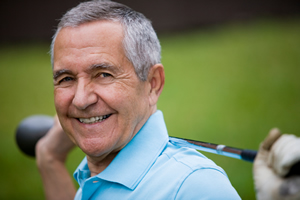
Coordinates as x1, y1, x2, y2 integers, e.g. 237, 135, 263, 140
59, 77, 74, 83
99, 73, 112, 78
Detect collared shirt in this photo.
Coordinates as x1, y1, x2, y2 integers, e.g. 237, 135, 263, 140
74, 110, 241, 200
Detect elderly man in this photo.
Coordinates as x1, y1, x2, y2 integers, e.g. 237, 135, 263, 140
36, 0, 300, 200
36, 0, 240, 199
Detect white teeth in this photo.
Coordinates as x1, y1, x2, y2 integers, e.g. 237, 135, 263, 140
79, 115, 109, 124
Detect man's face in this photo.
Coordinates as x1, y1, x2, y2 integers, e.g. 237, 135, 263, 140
53, 21, 152, 158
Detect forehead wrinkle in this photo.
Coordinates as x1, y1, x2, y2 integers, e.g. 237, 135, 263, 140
56, 21, 124, 51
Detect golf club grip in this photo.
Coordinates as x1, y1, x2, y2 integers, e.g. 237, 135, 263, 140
241, 149, 257, 162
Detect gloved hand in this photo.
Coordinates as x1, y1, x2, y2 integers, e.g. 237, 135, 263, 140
254, 128, 300, 200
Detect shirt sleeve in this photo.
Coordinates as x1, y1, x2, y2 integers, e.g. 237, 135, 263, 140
175, 168, 241, 200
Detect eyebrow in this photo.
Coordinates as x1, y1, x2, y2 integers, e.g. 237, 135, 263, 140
53, 63, 119, 80
53, 69, 73, 80
87, 63, 122, 76
88, 63, 117, 73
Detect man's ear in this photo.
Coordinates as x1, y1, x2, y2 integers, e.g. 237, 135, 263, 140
147, 64, 165, 106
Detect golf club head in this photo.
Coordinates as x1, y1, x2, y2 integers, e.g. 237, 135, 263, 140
15, 115, 53, 157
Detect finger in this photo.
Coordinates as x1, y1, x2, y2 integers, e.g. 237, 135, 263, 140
271, 134, 300, 177
262, 128, 282, 151
279, 176, 300, 198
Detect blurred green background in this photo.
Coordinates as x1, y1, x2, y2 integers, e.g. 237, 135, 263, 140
0, 18, 299, 199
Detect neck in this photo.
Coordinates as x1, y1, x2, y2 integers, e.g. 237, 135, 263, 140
86, 152, 119, 177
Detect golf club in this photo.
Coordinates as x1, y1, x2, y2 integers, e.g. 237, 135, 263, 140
169, 137, 257, 162
15, 115, 257, 161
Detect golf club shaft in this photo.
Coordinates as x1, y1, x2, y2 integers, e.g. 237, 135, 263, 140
169, 137, 257, 162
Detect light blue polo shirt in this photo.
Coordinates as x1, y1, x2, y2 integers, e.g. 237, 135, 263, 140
74, 110, 241, 200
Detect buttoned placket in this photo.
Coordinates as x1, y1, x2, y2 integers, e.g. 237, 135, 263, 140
81, 177, 103, 200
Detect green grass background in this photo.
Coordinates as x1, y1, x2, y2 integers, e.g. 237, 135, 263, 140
0, 18, 299, 199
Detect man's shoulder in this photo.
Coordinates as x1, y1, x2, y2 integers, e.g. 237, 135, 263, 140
149, 142, 241, 199
161, 142, 227, 175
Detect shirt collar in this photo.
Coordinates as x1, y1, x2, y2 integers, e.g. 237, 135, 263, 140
74, 110, 169, 190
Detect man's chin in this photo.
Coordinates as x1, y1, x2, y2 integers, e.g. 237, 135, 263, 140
79, 139, 113, 158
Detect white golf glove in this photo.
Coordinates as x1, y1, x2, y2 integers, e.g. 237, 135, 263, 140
254, 128, 300, 200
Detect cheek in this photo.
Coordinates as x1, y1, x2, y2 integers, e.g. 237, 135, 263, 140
109, 83, 149, 119
54, 88, 73, 114
109, 87, 139, 109
96, 84, 128, 104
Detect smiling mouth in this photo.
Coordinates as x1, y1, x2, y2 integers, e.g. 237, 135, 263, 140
77, 114, 112, 124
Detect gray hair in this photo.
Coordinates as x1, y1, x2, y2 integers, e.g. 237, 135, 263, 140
50, 0, 161, 81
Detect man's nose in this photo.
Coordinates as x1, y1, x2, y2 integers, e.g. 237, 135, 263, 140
72, 80, 98, 110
